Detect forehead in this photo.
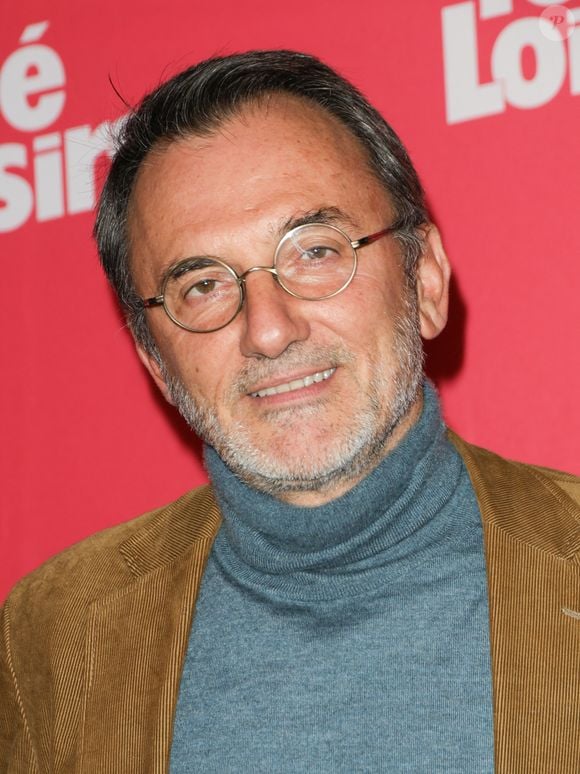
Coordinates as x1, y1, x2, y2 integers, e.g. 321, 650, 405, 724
127, 96, 393, 284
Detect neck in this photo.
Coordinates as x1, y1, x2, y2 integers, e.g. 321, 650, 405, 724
278, 391, 424, 507
203, 381, 452, 574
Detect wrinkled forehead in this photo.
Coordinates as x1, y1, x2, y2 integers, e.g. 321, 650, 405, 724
126, 95, 395, 290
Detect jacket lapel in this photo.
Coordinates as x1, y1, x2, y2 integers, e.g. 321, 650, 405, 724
451, 434, 580, 773
78, 487, 220, 772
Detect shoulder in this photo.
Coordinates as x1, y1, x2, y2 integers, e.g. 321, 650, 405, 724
448, 430, 580, 502
0, 485, 221, 767
3, 484, 221, 618
517, 461, 580, 505
448, 430, 580, 556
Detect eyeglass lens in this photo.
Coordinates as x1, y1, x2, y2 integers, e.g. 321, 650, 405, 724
163, 224, 356, 332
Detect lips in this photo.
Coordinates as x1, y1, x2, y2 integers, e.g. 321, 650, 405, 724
249, 368, 336, 398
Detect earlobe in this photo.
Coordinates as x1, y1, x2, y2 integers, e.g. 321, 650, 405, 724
415, 225, 451, 341
135, 344, 176, 406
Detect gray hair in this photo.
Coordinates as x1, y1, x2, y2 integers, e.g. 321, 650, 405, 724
94, 50, 429, 354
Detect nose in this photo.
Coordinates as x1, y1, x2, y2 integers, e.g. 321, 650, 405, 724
238, 267, 310, 359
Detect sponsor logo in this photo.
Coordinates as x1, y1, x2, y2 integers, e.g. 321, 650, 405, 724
442, 1, 580, 123
0, 22, 119, 233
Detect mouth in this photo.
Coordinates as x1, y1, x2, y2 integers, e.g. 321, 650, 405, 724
249, 368, 336, 398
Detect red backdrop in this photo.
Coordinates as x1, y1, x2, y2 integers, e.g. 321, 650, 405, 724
2, 0, 579, 601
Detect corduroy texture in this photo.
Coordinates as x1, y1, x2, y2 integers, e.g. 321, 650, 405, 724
453, 436, 580, 773
0, 487, 221, 773
1, 436, 579, 773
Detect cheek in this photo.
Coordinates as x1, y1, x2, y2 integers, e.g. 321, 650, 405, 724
342, 269, 405, 329
167, 333, 241, 403
146, 324, 206, 389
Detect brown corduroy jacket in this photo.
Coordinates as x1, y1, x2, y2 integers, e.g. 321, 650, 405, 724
1, 433, 580, 773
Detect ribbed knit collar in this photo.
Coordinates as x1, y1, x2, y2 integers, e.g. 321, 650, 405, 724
204, 381, 464, 601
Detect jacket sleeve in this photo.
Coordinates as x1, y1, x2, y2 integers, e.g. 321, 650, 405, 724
0, 601, 39, 773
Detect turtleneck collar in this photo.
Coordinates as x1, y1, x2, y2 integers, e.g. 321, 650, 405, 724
204, 381, 464, 600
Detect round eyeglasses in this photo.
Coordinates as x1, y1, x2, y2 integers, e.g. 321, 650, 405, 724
139, 222, 396, 333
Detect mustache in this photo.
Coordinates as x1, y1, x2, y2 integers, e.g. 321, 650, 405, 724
231, 342, 355, 395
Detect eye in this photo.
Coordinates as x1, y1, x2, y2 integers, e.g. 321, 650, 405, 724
185, 277, 220, 297
172, 265, 235, 303
301, 245, 339, 261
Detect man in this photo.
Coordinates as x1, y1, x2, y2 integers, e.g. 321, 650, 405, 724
1, 50, 579, 773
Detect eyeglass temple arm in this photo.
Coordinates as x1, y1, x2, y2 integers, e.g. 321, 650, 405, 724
351, 225, 397, 250
141, 295, 164, 308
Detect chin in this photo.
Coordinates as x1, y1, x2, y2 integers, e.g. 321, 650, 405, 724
210, 411, 402, 497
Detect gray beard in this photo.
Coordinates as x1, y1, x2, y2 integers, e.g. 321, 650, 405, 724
159, 291, 424, 497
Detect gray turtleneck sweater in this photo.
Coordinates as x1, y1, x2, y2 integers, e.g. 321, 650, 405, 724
170, 384, 494, 772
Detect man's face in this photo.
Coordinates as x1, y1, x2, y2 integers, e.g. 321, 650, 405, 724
128, 97, 446, 505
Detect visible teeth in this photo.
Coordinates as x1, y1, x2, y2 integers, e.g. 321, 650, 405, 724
251, 368, 335, 398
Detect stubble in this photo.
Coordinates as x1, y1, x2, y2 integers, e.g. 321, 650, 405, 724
159, 290, 424, 497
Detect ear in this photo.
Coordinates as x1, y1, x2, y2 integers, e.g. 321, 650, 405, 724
135, 344, 176, 406
415, 224, 451, 341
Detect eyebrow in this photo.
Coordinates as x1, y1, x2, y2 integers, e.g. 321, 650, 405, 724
276, 207, 361, 237
157, 256, 222, 290
156, 206, 362, 289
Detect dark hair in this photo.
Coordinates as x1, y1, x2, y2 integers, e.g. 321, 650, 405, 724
94, 49, 429, 353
